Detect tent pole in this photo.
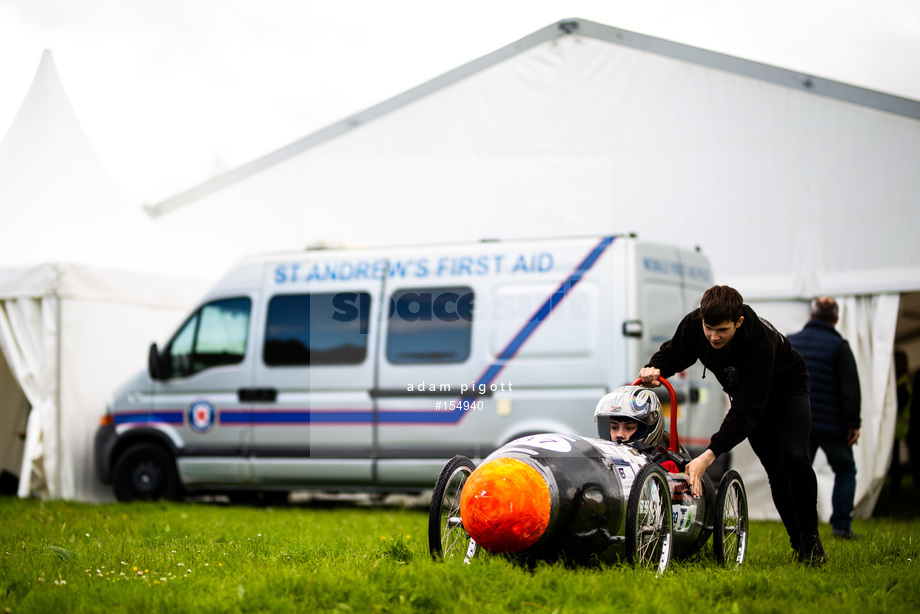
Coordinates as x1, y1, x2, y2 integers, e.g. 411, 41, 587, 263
54, 296, 62, 500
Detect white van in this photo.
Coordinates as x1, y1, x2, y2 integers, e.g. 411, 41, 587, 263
95, 235, 725, 501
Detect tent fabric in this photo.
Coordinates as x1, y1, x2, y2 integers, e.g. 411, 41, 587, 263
0, 267, 206, 502
0, 51, 211, 501
0, 296, 59, 497
0, 264, 60, 298
839, 294, 900, 518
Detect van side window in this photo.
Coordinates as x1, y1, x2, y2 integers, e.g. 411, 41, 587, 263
167, 297, 251, 376
264, 292, 370, 366
386, 287, 473, 364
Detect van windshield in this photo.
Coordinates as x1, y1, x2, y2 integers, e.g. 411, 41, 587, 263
167, 297, 251, 376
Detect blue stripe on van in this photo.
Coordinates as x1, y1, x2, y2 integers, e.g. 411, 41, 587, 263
220, 410, 379, 425
383, 235, 616, 424
218, 411, 252, 424
311, 411, 375, 423
245, 411, 312, 424
114, 411, 183, 426
377, 410, 462, 424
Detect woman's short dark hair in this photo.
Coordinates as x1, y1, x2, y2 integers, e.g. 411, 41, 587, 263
700, 285, 743, 324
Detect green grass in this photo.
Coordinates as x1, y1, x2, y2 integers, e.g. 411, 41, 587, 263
0, 493, 918, 613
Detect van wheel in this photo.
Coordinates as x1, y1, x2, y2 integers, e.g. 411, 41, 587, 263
112, 444, 183, 502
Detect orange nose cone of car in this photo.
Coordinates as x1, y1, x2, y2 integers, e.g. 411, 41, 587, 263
459, 457, 551, 553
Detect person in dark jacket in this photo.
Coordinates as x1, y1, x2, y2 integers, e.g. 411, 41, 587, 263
788, 297, 862, 539
892, 351, 911, 496
639, 285, 824, 564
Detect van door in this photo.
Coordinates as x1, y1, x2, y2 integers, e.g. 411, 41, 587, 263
152, 295, 255, 487
249, 260, 381, 486
373, 282, 481, 485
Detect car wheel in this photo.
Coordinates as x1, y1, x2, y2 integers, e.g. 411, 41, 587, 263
625, 462, 673, 573
428, 455, 478, 562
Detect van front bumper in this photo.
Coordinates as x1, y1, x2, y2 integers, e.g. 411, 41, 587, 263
94, 424, 118, 484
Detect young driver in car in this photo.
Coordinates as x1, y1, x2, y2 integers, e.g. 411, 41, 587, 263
595, 389, 679, 473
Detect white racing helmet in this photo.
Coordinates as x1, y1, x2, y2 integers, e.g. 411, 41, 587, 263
593, 385, 664, 446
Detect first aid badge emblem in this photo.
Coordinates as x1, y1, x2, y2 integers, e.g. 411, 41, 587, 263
188, 400, 216, 433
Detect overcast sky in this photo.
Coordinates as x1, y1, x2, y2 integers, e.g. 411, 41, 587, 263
2, 0, 919, 206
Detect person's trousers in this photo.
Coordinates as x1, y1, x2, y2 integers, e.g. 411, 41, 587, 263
808, 434, 857, 532
746, 391, 819, 545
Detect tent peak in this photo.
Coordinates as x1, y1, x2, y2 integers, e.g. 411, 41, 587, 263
0, 50, 174, 274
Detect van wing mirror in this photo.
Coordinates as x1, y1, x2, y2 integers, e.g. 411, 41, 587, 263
622, 320, 643, 338
148, 343, 167, 380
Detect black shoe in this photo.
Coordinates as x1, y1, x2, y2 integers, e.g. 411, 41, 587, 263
833, 529, 860, 540
798, 531, 826, 566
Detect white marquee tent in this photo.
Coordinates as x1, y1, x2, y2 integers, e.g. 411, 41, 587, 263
0, 51, 208, 501
147, 19, 920, 519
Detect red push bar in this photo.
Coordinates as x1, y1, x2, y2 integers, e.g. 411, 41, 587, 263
632, 376, 680, 453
